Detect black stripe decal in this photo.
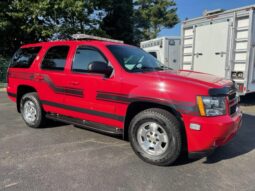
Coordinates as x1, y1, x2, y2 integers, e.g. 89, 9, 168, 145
96, 92, 198, 115
96, 93, 130, 103
134, 97, 198, 115
7, 92, 17, 98
9, 72, 84, 98
41, 100, 124, 122
43, 75, 84, 97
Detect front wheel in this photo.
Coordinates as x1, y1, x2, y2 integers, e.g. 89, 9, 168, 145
20, 92, 46, 128
129, 108, 182, 166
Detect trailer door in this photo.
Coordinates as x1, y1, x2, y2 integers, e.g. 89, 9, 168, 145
167, 39, 181, 70
193, 21, 229, 77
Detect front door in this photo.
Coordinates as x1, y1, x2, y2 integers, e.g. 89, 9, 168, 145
193, 21, 230, 77
65, 45, 122, 128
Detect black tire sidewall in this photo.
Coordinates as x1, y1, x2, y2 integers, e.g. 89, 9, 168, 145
129, 109, 182, 166
20, 93, 43, 128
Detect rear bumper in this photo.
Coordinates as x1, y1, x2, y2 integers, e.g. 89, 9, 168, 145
183, 109, 242, 154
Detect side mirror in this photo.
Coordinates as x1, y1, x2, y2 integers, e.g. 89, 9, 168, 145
88, 61, 113, 77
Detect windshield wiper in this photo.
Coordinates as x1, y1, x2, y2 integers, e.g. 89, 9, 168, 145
160, 65, 173, 70
132, 66, 157, 72
132, 65, 172, 73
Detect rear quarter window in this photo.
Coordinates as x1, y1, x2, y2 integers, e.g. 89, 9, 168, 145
10, 47, 41, 68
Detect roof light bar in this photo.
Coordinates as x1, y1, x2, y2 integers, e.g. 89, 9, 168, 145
72, 34, 124, 43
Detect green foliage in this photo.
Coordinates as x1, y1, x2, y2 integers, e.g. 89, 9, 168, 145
0, 56, 9, 67
101, 0, 134, 44
0, 0, 179, 55
133, 0, 179, 41
0, 56, 9, 83
0, 0, 103, 55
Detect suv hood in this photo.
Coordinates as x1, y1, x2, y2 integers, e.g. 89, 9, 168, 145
140, 70, 233, 88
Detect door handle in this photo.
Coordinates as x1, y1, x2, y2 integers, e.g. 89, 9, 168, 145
70, 81, 80, 85
34, 74, 44, 81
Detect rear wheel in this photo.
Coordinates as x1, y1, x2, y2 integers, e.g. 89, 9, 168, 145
20, 92, 46, 128
129, 108, 182, 166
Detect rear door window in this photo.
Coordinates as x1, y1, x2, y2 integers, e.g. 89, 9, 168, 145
41, 46, 69, 71
10, 47, 41, 68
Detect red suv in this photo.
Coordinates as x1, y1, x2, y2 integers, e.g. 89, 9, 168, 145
7, 39, 242, 166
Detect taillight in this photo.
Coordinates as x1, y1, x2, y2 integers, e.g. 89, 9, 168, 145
237, 83, 244, 92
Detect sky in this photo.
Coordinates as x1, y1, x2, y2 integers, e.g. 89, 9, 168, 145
159, 0, 255, 37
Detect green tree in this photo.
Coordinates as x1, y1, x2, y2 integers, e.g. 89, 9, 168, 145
133, 0, 179, 42
0, 0, 104, 54
0, 0, 179, 55
100, 0, 134, 44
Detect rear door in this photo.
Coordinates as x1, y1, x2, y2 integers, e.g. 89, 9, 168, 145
36, 45, 72, 114
193, 21, 230, 77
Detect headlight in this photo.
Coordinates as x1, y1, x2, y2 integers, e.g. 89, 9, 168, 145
197, 96, 226, 116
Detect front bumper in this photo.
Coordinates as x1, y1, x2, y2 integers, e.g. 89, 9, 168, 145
183, 109, 242, 155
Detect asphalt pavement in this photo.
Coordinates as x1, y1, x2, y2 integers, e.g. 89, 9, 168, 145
0, 91, 255, 191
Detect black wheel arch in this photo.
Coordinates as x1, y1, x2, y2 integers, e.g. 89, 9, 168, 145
16, 85, 37, 113
124, 100, 188, 160
124, 100, 185, 139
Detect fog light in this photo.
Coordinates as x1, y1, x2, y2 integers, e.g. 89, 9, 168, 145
237, 84, 244, 92
190, 123, 201, 130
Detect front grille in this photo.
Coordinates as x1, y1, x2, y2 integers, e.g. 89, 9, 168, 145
228, 91, 238, 115
228, 91, 236, 100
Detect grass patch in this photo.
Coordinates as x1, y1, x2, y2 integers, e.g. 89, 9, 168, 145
0, 83, 6, 88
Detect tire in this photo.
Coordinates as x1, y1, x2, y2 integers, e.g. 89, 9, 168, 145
129, 108, 182, 166
20, 92, 46, 128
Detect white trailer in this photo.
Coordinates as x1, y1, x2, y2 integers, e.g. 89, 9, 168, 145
140, 37, 181, 70
181, 5, 255, 95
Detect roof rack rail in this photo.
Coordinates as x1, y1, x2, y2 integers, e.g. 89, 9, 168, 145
71, 34, 124, 43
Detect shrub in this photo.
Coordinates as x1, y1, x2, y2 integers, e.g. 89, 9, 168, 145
0, 56, 9, 83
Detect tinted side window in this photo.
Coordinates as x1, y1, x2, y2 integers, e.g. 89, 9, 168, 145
10, 47, 41, 68
72, 47, 107, 73
41, 46, 69, 71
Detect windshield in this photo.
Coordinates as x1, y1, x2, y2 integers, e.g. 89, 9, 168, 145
107, 45, 171, 72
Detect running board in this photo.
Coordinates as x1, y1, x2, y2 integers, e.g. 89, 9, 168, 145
46, 113, 123, 136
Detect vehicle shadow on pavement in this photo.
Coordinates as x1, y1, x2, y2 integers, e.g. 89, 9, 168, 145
42, 120, 68, 128
73, 125, 123, 139
239, 92, 255, 106
204, 113, 255, 164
